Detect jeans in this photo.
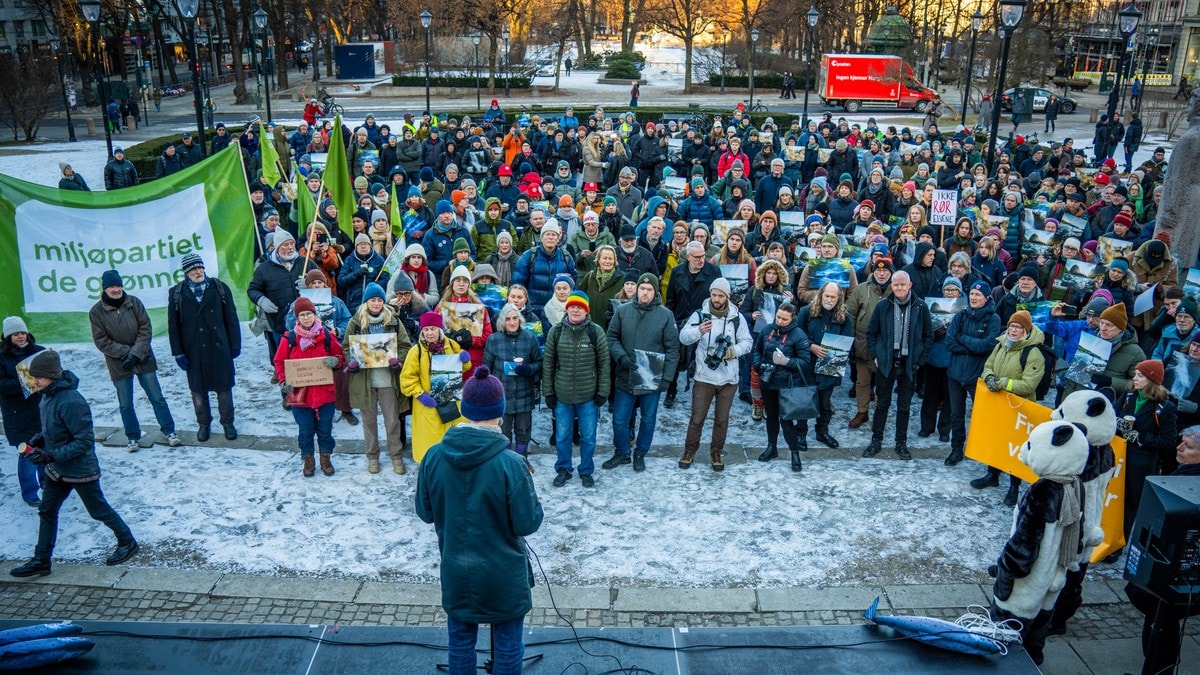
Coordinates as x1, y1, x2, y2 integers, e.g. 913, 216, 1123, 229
34, 476, 134, 562
114, 371, 176, 440
612, 390, 661, 456
292, 402, 336, 457
446, 616, 525, 675
948, 378, 975, 453
17, 453, 44, 503
554, 401, 597, 475
1045, 119, 1055, 133
685, 381, 736, 454
872, 364, 915, 441
192, 390, 234, 427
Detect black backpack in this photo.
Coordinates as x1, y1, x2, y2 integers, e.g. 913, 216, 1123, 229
1020, 343, 1057, 400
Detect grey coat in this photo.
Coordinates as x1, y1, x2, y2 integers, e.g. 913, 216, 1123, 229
483, 328, 543, 414
607, 297, 681, 394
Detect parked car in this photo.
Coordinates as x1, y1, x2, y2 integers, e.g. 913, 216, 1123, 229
1001, 88, 1077, 114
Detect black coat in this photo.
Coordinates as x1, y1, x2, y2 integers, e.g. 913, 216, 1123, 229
177, 141, 204, 168
945, 298, 1002, 384
751, 319, 813, 389
0, 341, 45, 444
866, 294, 934, 379
104, 158, 139, 190
901, 242, 945, 300
30, 371, 100, 482
247, 255, 304, 334
797, 305, 852, 389
1116, 392, 1179, 473
168, 278, 242, 393
665, 261, 721, 324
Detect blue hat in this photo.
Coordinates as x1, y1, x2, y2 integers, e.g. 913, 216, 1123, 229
101, 270, 123, 289
362, 283, 386, 303
870, 242, 889, 257
407, 185, 423, 200
1108, 258, 1130, 274
460, 366, 506, 421
419, 167, 435, 182
436, 199, 454, 216
691, 177, 706, 190
553, 273, 575, 290
969, 279, 992, 297
805, 214, 824, 228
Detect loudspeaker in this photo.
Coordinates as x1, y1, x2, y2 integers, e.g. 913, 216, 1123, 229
1124, 476, 1200, 604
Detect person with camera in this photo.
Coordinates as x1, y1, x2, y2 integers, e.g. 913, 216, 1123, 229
1115, 360, 1178, 542
751, 301, 814, 472
679, 278, 753, 471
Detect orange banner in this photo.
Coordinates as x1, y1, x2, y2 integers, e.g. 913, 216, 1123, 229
964, 381, 1126, 562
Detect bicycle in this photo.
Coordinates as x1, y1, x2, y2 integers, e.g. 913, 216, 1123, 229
318, 88, 344, 117
743, 99, 768, 113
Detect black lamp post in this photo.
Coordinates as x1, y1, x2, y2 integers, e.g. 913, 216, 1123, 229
502, 28, 510, 97
420, 10, 432, 115
748, 27, 760, 112
962, 5, 983, 124
473, 33, 481, 109
50, 35, 78, 142
81, 0, 111, 157
985, 0, 1026, 172
177, 0, 206, 157
1137, 27, 1159, 111
803, 7, 818, 127
719, 25, 728, 95
1106, 2, 1141, 123
254, 6, 272, 122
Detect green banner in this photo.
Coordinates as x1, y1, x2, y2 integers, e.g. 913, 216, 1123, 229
0, 145, 256, 342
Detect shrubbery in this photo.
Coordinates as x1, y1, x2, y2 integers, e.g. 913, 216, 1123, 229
391, 74, 532, 88
605, 60, 643, 80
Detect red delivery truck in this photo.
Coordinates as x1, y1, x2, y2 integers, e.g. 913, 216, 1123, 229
818, 54, 936, 113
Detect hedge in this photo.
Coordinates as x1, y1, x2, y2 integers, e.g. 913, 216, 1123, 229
605, 61, 643, 80
392, 74, 532, 88
706, 73, 818, 90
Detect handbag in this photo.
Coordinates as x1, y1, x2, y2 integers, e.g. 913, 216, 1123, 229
778, 369, 819, 421
436, 399, 462, 424
285, 386, 308, 409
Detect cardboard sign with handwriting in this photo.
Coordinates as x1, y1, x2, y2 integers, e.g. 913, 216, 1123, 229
284, 357, 334, 387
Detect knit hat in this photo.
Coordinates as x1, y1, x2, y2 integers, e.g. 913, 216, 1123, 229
691, 176, 706, 190
436, 199, 455, 216
419, 167, 435, 182
304, 269, 328, 287
1018, 263, 1040, 281
1084, 296, 1111, 318
553, 273, 575, 291
565, 290, 590, 313
452, 238, 471, 254
1179, 298, 1199, 317
293, 297, 317, 316
942, 276, 963, 293
820, 233, 841, 250
274, 229, 296, 249
603, 195, 617, 208
451, 189, 467, 206
461, 366, 506, 421
353, 207, 372, 224
1008, 310, 1033, 335
393, 272, 414, 293
419, 312, 444, 330
1108, 258, 1130, 274
354, 176, 369, 189
3, 316, 28, 338
359, 282, 385, 303
1112, 212, 1134, 230
355, 233, 372, 247
1100, 302, 1128, 331
559, 194, 574, 208
623, 268, 641, 285
542, 219, 563, 237
872, 257, 895, 272
180, 253, 205, 274
1136, 359, 1165, 386
710, 277, 732, 297
101, 269, 123, 289
1144, 240, 1167, 267
27, 350, 62, 380
969, 279, 992, 297
451, 266, 473, 284
636, 273, 660, 291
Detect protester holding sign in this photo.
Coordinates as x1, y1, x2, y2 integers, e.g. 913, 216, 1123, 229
797, 281, 852, 449
274, 297, 346, 477
345, 283, 413, 475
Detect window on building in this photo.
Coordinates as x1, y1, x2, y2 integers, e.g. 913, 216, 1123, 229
32, 21, 46, 38
14, 20, 23, 38
0, 23, 6, 40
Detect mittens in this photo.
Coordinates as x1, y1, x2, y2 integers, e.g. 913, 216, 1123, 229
459, 351, 472, 363
388, 358, 402, 372
322, 356, 340, 369
347, 360, 362, 373
418, 393, 437, 407
280, 382, 295, 395
515, 363, 532, 376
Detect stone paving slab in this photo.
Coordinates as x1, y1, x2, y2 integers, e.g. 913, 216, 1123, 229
354, 582, 442, 605
882, 583, 989, 609
613, 587, 756, 613
1041, 640, 1092, 675
114, 567, 222, 594
0, 562, 126, 588
1081, 579, 1122, 605
532, 585, 611, 610
756, 585, 886, 612
212, 574, 361, 602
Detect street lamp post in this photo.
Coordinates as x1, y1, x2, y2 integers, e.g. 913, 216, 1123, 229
473, 34, 481, 109
985, 0, 1026, 172
1137, 27, 1159, 112
420, 10, 432, 115
502, 28, 510, 97
49, 36, 78, 142
803, 7, 818, 127
254, 7, 272, 121
749, 27, 760, 112
962, 5, 983, 124
719, 26, 728, 95
177, 0, 206, 157
1106, 3, 1141, 124
81, 0, 112, 157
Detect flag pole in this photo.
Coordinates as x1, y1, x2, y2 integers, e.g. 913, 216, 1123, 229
300, 172, 327, 276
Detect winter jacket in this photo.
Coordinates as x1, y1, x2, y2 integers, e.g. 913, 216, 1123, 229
825, 149, 859, 183
167, 278, 241, 393
754, 173, 794, 214
156, 151, 184, 178
344, 310, 414, 413
1130, 241, 1178, 331
103, 158, 139, 190
614, 244, 658, 277
676, 192, 723, 227
605, 185, 644, 220
607, 293, 681, 395
1152, 324, 1198, 364
338, 250, 391, 313
866, 294, 934, 379
420, 222, 474, 279
846, 279, 892, 362
58, 173, 90, 191
580, 269, 625, 329
827, 197, 858, 232
665, 262, 722, 324
542, 319, 611, 405
796, 304, 853, 389
415, 424, 543, 624
946, 298, 1002, 384
567, 230, 617, 275
679, 300, 753, 386
483, 328, 543, 414
980, 327, 1047, 398
88, 293, 159, 380
1117, 392, 1179, 474
1064, 329, 1146, 398
751, 319, 814, 390
247, 253, 305, 334
901, 242, 945, 300
511, 245, 577, 315
273, 324, 345, 409
29, 372, 100, 483
472, 200, 515, 262
0, 342, 44, 443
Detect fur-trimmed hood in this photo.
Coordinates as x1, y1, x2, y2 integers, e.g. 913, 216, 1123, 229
755, 258, 789, 290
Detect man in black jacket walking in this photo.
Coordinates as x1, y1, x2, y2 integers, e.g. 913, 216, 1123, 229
864, 270, 933, 459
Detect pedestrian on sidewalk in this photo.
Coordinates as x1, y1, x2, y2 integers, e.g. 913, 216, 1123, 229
565, 57, 572, 76
416, 365, 544, 675
10, 350, 139, 579
630, 81, 640, 108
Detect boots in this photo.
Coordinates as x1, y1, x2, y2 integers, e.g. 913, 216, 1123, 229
815, 427, 839, 448
679, 448, 696, 469
303, 455, 316, 477
368, 457, 381, 474
196, 425, 211, 442
1004, 477, 1021, 507
752, 399, 764, 421
632, 452, 646, 472
790, 449, 802, 472
848, 411, 869, 429
971, 467, 1001, 489
391, 457, 407, 475
710, 448, 724, 472
895, 440, 912, 460
944, 448, 965, 466
862, 437, 882, 458
758, 445, 778, 462
319, 453, 335, 476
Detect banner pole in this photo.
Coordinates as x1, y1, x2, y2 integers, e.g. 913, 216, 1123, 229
234, 145, 270, 262
300, 173, 326, 277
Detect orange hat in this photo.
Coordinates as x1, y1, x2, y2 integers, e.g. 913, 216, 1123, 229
1137, 359, 1165, 385
451, 189, 467, 205
559, 194, 574, 208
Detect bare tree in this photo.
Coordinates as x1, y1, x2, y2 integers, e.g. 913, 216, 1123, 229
0, 54, 58, 141
647, 0, 718, 93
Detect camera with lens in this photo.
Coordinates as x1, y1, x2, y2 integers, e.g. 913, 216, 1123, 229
704, 332, 734, 370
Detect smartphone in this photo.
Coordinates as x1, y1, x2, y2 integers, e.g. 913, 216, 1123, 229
1061, 304, 1078, 316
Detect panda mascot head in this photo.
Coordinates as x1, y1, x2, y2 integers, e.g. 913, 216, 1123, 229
1019, 420, 1090, 478
1051, 390, 1117, 447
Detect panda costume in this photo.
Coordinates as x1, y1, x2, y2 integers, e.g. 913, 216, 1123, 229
1046, 390, 1117, 635
989, 420, 1089, 665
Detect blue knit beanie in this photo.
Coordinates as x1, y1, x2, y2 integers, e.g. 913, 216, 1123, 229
969, 279, 992, 297
101, 269, 123, 289
461, 366, 506, 421
362, 283, 386, 303
436, 199, 454, 216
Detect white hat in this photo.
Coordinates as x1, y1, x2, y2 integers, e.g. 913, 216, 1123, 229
450, 265, 472, 283
404, 243, 426, 259
542, 218, 562, 236
709, 277, 732, 297
2, 316, 28, 338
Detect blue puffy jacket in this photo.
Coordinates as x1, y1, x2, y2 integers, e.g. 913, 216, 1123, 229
1040, 316, 1094, 363
338, 250, 390, 313
677, 192, 723, 227
423, 222, 475, 277
512, 245, 577, 315
945, 297, 1002, 384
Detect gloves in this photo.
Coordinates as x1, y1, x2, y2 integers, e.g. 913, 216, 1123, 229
515, 363, 532, 376
280, 381, 295, 395
772, 349, 789, 366
257, 296, 279, 313
347, 360, 361, 373
119, 352, 139, 371
25, 447, 53, 466
985, 375, 1001, 392
454, 330, 474, 350
388, 358, 402, 372
619, 355, 635, 371
934, 325, 947, 339
723, 347, 737, 361
544, 394, 557, 409
418, 393, 437, 407
594, 395, 606, 407
322, 356, 340, 369
175, 355, 190, 371
458, 350, 472, 363
295, 276, 307, 292
1091, 373, 1113, 388
27, 435, 44, 449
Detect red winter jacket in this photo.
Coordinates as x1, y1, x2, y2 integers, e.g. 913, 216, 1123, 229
273, 325, 345, 409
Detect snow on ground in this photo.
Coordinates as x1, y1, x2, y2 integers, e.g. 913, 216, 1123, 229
0, 324, 1125, 588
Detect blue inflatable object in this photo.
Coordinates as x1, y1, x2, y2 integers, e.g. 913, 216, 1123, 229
0, 636, 95, 670
0, 622, 82, 646
863, 597, 1005, 656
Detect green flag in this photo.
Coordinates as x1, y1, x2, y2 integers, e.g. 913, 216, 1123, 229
0, 146, 256, 343
258, 120, 280, 187
389, 183, 406, 249
295, 178, 317, 236
324, 114, 356, 238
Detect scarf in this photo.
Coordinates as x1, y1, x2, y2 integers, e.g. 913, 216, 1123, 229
1134, 390, 1151, 415
422, 336, 445, 354
185, 276, 209, 303
295, 320, 323, 351
101, 291, 125, 308
1042, 475, 1082, 571
492, 250, 514, 284
404, 264, 430, 295
892, 294, 913, 357
594, 269, 614, 289
366, 309, 387, 334
544, 296, 568, 326
370, 228, 393, 257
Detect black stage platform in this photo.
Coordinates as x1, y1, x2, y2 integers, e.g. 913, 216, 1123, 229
0, 620, 1040, 673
